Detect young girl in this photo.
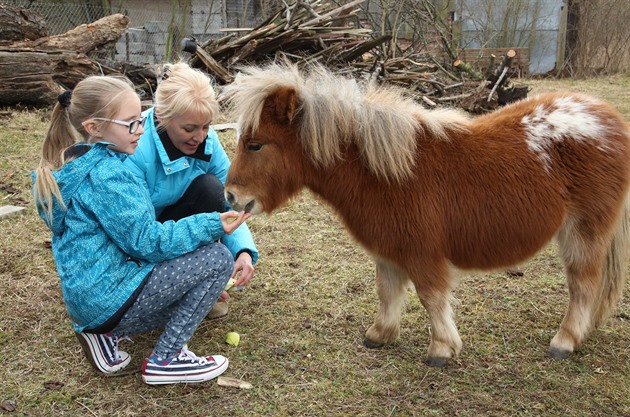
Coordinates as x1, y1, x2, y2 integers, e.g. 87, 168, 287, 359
32, 75, 250, 385
124, 62, 259, 320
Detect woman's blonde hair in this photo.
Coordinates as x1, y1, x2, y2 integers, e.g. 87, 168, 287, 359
154, 62, 219, 130
33, 75, 136, 221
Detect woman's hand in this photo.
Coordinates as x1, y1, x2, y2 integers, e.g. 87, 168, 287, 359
220, 210, 251, 234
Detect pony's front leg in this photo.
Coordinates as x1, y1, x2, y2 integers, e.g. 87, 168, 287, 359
418, 290, 462, 367
413, 262, 462, 367
363, 260, 408, 348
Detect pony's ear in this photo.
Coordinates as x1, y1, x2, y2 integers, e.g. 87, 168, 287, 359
270, 86, 299, 124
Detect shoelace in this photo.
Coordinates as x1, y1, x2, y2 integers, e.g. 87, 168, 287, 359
110, 336, 125, 361
178, 346, 210, 365
109, 335, 132, 361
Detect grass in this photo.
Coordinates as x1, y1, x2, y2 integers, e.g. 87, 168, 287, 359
1, 75, 629, 417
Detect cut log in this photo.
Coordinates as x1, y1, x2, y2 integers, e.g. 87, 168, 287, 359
453, 59, 483, 80
0, 5, 48, 43
486, 49, 529, 106
0, 49, 101, 106
0, 13, 131, 107
9, 13, 129, 54
487, 49, 517, 88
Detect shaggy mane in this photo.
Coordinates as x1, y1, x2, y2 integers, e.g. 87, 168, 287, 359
222, 62, 470, 182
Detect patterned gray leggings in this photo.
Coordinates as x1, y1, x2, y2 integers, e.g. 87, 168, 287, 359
112, 243, 233, 360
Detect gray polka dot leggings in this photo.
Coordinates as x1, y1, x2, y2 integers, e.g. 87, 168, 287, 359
111, 243, 233, 360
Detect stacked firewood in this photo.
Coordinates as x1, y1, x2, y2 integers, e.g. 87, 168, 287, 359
186, 0, 529, 113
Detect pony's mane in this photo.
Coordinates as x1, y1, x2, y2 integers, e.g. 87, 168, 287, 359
223, 62, 470, 182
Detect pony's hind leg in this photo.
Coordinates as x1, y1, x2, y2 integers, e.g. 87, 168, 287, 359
363, 260, 408, 348
551, 223, 608, 359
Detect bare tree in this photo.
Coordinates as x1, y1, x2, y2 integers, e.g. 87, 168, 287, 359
564, 0, 630, 76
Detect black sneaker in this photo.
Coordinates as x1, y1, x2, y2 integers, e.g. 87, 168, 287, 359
76, 332, 131, 374
142, 347, 228, 385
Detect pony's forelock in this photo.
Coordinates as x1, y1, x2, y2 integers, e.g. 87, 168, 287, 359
224, 64, 303, 138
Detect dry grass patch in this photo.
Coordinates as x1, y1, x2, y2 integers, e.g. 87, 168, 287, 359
1, 76, 629, 417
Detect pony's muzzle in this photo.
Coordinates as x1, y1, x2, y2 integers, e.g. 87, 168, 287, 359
225, 190, 245, 212
225, 190, 256, 213
225, 190, 237, 207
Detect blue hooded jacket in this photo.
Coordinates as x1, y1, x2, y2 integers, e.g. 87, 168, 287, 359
124, 108, 258, 264
33, 143, 226, 332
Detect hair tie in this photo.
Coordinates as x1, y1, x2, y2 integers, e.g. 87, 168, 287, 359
58, 90, 72, 108
159, 64, 172, 84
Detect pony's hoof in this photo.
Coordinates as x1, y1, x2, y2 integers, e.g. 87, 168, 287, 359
425, 356, 449, 367
548, 346, 572, 360
363, 338, 384, 349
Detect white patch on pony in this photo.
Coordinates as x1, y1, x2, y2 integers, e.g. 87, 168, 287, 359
522, 96, 608, 169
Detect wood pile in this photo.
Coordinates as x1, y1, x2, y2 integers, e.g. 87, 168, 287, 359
0, 1, 528, 112
187, 0, 529, 113
0, 5, 156, 107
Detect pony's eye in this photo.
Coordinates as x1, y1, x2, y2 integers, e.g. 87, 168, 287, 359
247, 143, 263, 152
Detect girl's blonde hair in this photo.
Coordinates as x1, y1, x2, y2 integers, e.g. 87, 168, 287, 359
33, 75, 136, 221
155, 62, 219, 130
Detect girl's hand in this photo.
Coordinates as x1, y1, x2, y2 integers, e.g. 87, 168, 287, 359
232, 251, 254, 288
220, 210, 251, 234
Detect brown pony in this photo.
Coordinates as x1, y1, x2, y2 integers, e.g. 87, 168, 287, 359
222, 62, 630, 367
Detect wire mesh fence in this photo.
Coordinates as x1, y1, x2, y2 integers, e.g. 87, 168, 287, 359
9, 1, 627, 76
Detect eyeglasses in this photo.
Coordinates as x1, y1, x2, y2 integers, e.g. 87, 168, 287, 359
93, 116, 147, 134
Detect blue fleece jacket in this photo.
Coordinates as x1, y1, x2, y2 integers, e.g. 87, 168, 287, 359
33, 143, 226, 332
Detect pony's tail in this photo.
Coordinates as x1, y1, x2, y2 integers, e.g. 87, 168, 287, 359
593, 193, 630, 328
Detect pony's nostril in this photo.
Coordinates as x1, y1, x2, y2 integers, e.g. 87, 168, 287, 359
225, 191, 236, 205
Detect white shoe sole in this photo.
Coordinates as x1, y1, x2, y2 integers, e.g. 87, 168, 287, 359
76, 333, 131, 374
142, 356, 229, 385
